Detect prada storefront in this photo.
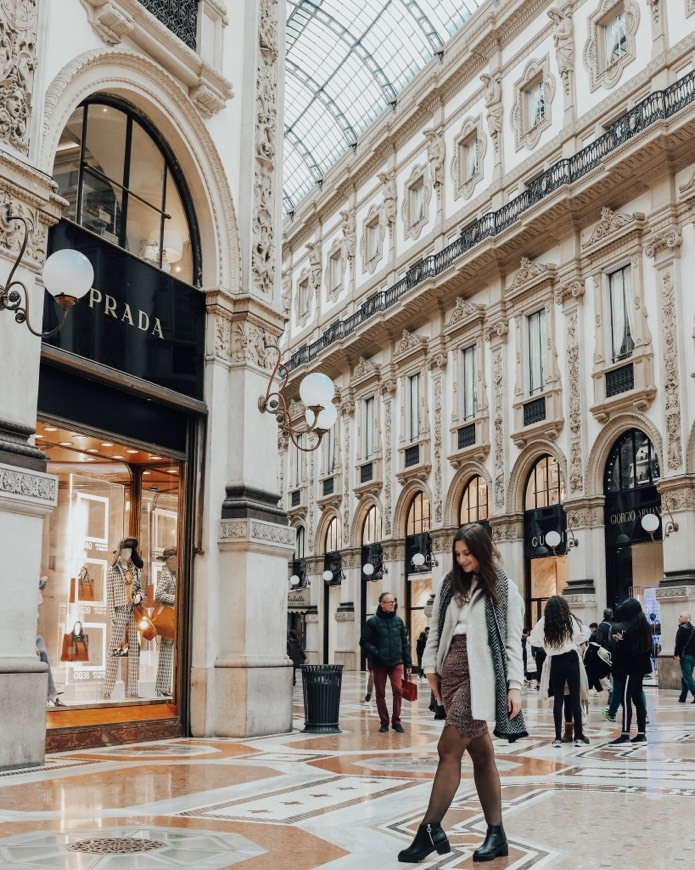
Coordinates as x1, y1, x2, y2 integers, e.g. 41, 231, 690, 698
38, 220, 204, 749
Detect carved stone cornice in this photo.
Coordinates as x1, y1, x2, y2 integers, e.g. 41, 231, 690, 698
490, 513, 523, 543
0, 463, 57, 510
444, 298, 486, 339
562, 496, 605, 530
79, 0, 234, 117
582, 207, 646, 255
393, 329, 428, 367
656, 475, 695, 512
508, 257, 557, 296
351, 356, 381, 392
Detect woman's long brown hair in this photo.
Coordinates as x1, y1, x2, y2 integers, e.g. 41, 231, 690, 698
450, 523, 500, 606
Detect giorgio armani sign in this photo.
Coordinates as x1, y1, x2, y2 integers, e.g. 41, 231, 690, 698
43, 221, 204, 400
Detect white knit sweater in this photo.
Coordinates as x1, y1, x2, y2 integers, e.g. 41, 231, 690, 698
422, 576, 525, 722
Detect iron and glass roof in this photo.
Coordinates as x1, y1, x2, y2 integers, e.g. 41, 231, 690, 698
283, 0, 485, 215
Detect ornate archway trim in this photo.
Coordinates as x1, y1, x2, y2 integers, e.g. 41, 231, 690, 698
507, 440, 569, 515
40, 48, 240, 293
349, 495, 385, 550
444, 461, 493, 528
393, 480, 435, 539
314, 507, 342, 556
585, 413, 664, 498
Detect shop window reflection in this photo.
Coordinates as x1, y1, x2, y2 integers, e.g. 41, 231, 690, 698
37, 420, 180, 712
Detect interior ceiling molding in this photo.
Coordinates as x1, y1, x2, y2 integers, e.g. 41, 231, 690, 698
283, 0, 484, 215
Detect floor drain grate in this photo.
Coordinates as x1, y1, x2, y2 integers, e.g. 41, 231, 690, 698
67, 837, 166, 854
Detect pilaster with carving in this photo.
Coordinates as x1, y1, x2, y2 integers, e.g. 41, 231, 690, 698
381, 374, 396, 537
0, 0, 37, 155
251, 0, 281, 298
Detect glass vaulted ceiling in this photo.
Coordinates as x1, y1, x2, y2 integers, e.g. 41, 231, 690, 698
283, 0, 484, 215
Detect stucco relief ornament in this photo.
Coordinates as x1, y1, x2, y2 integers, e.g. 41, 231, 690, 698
583, 207, 634, 248
548, 9, 574, 96
395, 329, 425, 356
214, 315, 232, 361
446, 297, 481, 328
644, 226, 682, 259
481, 72, 503, 149
424, 127, 445, 189
80, 0, 134, 44
280, 269, 292, 316
0, 1, 38, 153
340, 210, 356, 261
378, 171, 397, 227
353, 356, 376, 380
306, 242, 322, 292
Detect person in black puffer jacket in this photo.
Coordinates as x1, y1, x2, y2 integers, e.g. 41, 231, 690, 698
360, 592, 412, 733
609, 598, 652, 745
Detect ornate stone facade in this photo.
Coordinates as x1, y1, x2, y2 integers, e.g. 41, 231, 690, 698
0, 0, 38, 153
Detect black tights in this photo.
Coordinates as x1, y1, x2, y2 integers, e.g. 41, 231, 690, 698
550, 651, 583, 740
423, 725, 501, 827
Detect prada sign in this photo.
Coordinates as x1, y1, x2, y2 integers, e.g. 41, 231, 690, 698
43, 221, 205, 400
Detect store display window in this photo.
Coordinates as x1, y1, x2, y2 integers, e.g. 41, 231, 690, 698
36, 420, 182, 711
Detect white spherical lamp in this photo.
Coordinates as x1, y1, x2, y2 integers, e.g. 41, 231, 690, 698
300, 372, 335, 409
322, 569, 334, 583
43, 249, 94, 302
289, 574, 301, 587
411, 552, 426, 568
305, 402, 338, 431
363, 563, 374, 577
641, 513, 660, 534
545, 530, 561, 550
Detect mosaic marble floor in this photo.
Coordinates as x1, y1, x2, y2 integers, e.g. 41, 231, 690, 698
0, 673, 694, 868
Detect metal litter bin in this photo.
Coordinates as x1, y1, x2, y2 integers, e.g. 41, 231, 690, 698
301, 664, 343, 733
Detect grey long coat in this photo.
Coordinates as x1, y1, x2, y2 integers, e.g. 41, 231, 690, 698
422, 577, 524, 722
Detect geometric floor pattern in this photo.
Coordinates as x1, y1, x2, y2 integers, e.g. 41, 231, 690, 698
0, 673, 694, 868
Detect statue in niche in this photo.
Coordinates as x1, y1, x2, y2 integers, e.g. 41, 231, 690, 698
548, 8, 574, 90
481, 72, 503, 139
340, 210, 356, 260
306, 241, 322, 290
281, 269, 292, 316
378, 170, 397, 226
424, 128, 445, 188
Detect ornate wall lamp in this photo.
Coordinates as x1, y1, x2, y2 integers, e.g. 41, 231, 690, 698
545, 528, 579, 556
258, 342, 338, 452
323, 567, 345, 585
362, 561, 388, 581
641, 501, 679, 540
411, 551, 439, 572
1, 213, 94, 338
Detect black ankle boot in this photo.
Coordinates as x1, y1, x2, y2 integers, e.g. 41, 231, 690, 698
398, 823, 450, 863
473, 825, 508, 862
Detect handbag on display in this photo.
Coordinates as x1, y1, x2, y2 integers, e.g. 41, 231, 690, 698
60, 620, 89, 662
151, 602, 175, 639
77, 565, 95, 601
133, 604, 157, 641
401, 678, 418, 702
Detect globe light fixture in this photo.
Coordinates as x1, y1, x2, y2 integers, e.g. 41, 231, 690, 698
258, 341, 338, 452
322, 569, 334, 583
545, 530, 561, 554
1, 213, 94, 338
411, 552, 426, 568
289, 574, 301, 587
640, 513, 660, 538
362, 562, 375, 577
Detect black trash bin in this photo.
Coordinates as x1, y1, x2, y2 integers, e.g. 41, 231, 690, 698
301, 664, 343, 733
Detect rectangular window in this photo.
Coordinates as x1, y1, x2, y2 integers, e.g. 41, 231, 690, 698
367, 221, 380, 260
528, 309, 546, 396
461, 345, 476, 421
298, 279, 310, 316
608, 265, 635, 362
330, 253, 342, 290
528, 80, 545, 128
408, 373, 421, 442
466, 138, 478, 180
324, 425, 335, 475
605, 11, 627, 66
292, 436, 304, 487
410, 179, 425, 223
364, 396, 375, 459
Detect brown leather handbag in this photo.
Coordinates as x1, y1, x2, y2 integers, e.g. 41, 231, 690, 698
60, 621, 89, 662
133, 604, 157, 641
77, 565, 95, 601
151, 603, 175, 639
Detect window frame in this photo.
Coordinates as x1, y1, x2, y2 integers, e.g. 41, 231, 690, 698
527, 308, 547, 396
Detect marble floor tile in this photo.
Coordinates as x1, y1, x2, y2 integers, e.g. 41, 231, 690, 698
0, 676, 693, 867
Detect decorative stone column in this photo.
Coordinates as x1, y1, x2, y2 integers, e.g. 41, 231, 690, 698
334, 546, 358, 670
490, 513, 524, 593
0, 0, 65, 767
561, 498, 602, 622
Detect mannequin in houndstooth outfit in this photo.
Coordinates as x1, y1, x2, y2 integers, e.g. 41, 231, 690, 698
155, 547, 176, 697
103, 538, 143, 699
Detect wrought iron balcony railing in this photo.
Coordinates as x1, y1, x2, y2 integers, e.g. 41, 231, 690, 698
287, 70, 695, 373
139, 0, 198, 50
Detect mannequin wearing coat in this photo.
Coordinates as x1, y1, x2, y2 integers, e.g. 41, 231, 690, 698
103, 538, 143, 699
154, 547, 176, 698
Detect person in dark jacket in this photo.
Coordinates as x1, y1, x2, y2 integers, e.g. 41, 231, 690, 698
416, 627, 429, 678
609, 598, 652, 744
674, 611, 695, 703
360, 592, 411, 732
287, 630, 306, 686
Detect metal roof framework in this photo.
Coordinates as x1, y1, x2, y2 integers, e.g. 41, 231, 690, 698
283, 0, 485, 215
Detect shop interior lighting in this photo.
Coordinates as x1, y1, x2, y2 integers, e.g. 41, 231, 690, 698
0, 212, 93, 337
258, 340, 338, 452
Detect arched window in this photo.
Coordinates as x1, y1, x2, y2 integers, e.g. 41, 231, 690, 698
53, 98, 199, 284
524, 455, 564, 510
459, 475, 489, 524
406, 492, 431, 536
362, 505, 382, 545
605, 429, 660, 493
324, 516, 340, 552
294, 525, 306, 559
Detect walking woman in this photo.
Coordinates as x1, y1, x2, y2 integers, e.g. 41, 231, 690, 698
529, 596, 589, 748
398, 523, 526, 864
609, 597, 652, 744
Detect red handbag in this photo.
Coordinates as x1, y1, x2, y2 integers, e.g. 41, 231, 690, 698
401, 679, 418, 702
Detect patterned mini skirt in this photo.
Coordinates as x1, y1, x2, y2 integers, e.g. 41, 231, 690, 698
441, 634, 488, 739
